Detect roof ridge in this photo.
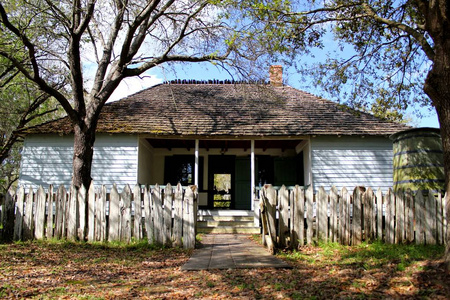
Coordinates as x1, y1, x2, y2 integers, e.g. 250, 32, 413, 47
164, 79, 270, 85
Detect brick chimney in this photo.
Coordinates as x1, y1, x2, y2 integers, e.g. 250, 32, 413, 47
269, 65, 283, 86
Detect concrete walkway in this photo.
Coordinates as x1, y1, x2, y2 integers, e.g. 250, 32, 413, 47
181, 234, 291, 270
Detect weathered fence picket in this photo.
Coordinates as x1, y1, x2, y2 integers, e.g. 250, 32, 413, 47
1, 182, 198, 248
257, 184, 447, 252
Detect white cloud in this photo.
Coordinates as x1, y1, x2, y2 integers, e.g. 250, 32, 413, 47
108, 73, 164, 102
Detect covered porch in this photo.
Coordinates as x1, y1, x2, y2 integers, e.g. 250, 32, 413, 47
138, 137, 311, 232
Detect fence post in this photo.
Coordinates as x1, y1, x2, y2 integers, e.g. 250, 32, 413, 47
437, 192, 444, 244
108, 184, 120, 242
23, 187, 34, 240
183, 185, 197, 249
278, 185, 289, 248
14, 186, 25, 241
352, 187, 363, 245
385, 189, 395, 244
317, 187, 328, 242
260, 185, 276, 254
425, 192, 437, 245
153, 184, 163, 244
87, 182, 96, 242
376, 188, 383, 240
330, 186, 338, 243
163, 184, 173, 247
133, 184, 143, 240
291, 185, 304, 248
2, 189, 15, 241
364, 188, 374, 242
77, 185, 87, 241
415, 190, 424, 244
143, 186, 154, 244
34, 186, 46, 240
172, 183, 183, 247
120, 184, 132, 243
96, 185, 107, 242
405, 189, 414, 243
306, 185, 314, 245
55, 185, 66, 239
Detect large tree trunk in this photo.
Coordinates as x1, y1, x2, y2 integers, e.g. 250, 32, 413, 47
423, 34, 450, 272
72, 122, 96, 189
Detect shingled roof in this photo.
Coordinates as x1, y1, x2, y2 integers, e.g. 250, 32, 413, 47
26, 81, 409, 137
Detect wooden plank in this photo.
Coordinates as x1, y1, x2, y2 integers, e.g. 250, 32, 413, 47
120, 184, 132, 243
376, 188, 383, 240
317, 186, 328, 242
339, 187, 345, 244
265, 185, 278, 248
143, 186, 154, 243
415, 190, 424, 244
395, 191, 404, 244
23, 187, 34, 240
87, 182, 96, 242
133, 184, 143, 240
108, 184, 120, 242
3, 189, 15, 241
153, 184, 163, 244
425, 192, 436, 245
163, 184, 173, 246
55, 185, 66, 239
67, 185, 78, 241
96, 185, 107, 242
278, 185, 289, 248
364, 188, 374, 241
292, 185, 304, 248
183, 186, 196, 249
34, 186, 46, 240
78, 185, 87, 241
405, 189, 414, 243
352, 187, 363, 245
14, 186, 25, 241
385, 189, 395, 244
306, 185, 314, 245
330, 186, 338, 243
172, 183, 183, 247
436, 192, 443, 244
444, 192, 449, 248
46, 185, 54, 239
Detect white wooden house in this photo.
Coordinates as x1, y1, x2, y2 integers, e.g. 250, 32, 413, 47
18, 67, 409, 231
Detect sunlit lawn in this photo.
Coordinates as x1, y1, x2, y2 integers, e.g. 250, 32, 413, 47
0, 238, 448, 299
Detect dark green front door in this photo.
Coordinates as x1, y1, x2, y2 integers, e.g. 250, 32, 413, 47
235, 157, 251, 210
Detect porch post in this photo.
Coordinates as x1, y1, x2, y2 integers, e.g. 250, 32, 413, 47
251, 140, 255, 210
195, 139, 199, 188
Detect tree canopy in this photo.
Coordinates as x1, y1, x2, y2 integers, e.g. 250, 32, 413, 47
0, 0, 247, 189
0, 57, 62, 194
225, 0, 450, 271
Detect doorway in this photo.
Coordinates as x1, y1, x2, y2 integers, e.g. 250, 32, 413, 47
208, 155, 235, 209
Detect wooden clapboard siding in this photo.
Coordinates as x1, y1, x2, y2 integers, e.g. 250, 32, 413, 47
310, 136, 393, 192
19, 134, 139, 189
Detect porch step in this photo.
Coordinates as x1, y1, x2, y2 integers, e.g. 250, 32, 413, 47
197, 226, 261, 234
197, 216, 254, 222
197, 213, 260, 234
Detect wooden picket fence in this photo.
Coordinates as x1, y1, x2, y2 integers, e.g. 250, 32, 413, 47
259, 185, 447, 253
0, 183, 197, 248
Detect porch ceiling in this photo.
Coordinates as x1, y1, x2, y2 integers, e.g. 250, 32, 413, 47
146, 138, 303, 151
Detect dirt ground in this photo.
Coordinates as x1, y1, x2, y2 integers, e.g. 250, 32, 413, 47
0, 240, 448, 299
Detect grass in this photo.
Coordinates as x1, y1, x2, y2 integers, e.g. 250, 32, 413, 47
280, 240, 444, 271
0, 238, 448, 299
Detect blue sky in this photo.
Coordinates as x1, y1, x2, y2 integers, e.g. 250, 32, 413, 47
110, 62, 440, 129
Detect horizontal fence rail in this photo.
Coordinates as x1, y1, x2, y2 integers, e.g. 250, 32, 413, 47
258, 185, 448, 253
0, 183, 198, 249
